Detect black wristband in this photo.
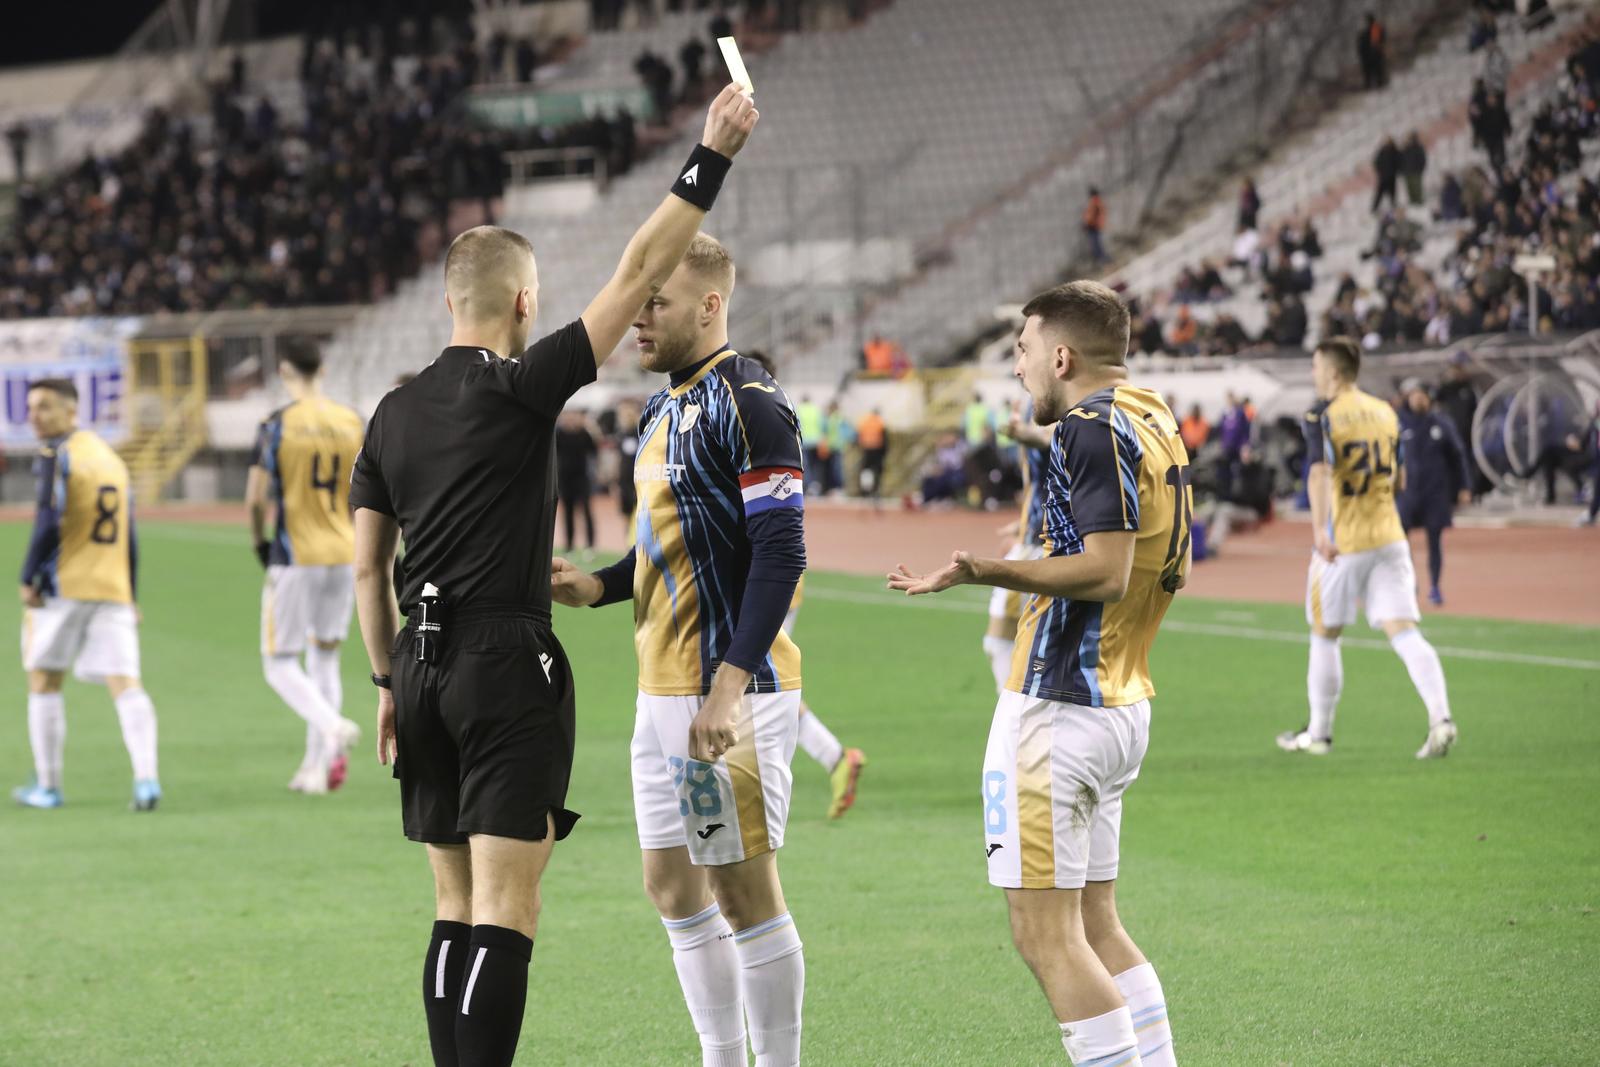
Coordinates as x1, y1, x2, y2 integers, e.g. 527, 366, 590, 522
371, 673, 392, 689
670, 144, 732, 211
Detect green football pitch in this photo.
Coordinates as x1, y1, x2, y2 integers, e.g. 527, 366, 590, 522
2, 520, 1596, 1066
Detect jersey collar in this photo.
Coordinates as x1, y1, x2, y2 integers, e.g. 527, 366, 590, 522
668, 345, 735, 397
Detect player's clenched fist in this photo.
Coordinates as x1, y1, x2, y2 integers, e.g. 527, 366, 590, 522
551, 556, 603, 608
702, 82, 759, 160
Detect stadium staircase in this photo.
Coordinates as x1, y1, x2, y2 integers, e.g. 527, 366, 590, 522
120, 335, 209, 504
1110, 2, 1599, 348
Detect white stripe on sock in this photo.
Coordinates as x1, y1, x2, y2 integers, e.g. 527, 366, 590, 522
460, 946, 487, 1016
435, 940, 451, 999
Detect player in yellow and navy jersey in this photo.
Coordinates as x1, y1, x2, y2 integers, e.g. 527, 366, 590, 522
889, 282, 1183, 1067
13, 378, 161, 812
1277, 336, 1458, 760
246, 339, 366, 794
553, 233, 809, 1066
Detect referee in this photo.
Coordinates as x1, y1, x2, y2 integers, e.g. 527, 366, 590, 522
350, 85, 758, 1067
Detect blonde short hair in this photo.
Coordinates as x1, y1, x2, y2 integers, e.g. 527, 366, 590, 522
682, 232, 736, 297
444, 225, 536, 319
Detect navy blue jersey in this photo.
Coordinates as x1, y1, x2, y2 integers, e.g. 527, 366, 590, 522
631, 348, 806, 695
1397, 408, 1473, 500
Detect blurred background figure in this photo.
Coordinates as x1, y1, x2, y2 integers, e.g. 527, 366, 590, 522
556, 409, 599, 557
1396, 378, 1474, 605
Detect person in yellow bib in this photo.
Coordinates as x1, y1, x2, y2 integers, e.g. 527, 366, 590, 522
247, 339, 366, 793
1277, 336, 1457, 759
14, 378, 161, 812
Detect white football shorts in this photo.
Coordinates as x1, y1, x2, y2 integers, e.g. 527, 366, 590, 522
982, 689, 1150, 890
631, 689, 799, 866
1305, 539, 1420, 630
262, 564, 355, 656
22, 597, 141, 682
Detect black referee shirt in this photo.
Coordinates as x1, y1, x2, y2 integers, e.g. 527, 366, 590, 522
349, 319, 596, 615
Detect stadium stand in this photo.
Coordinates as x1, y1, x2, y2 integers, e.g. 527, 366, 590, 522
1111, 1, 1598, 356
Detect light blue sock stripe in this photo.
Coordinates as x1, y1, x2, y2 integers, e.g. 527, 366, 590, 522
1077, 1050, 1139, 1067
733, 912, 793, 942
1130, 1003, 1167, 1022
661, 901, 722, 931
1141, 1038, 1173, 1057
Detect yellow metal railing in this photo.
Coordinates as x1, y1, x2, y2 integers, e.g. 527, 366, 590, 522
121, 334, 208, 503
880, 366, 981, 494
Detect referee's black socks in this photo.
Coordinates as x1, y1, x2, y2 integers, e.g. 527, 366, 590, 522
455, 924, 535, 1067
423, 920, 472, 1067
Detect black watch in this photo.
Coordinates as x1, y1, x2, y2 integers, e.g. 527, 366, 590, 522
371, 673, 392, 689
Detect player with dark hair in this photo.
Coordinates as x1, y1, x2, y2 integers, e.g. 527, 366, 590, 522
247, 338, 366, 793
1278, 338, 1458, 759
14, 378, 162, 812
553, 232, 810, 1067
889, 280, 1187, 1067
350, 87, 758, 1067
742, 348, 867, 819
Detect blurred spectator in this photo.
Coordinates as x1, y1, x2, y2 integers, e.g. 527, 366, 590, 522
1167, 305, 1198, 354
1439, 172, 1465, 220
556, 410, 598, 554
796, 395, 824, 494
918, 432, 968, 505
1479, 90, 1511, 171
1198, 443, 1273, 553
1358, 11, 1388, 91
1468, 8, 1498, 52
1401, 131, 1427, 205
963, 393, 995, 447
680, 36, 707, 101
516, 37, 539, 82
1179, 404, 1211, 454
634, 50, 675, 121
1238, 178, 1261, 231
821, 400, 853, 494
5, 122, 27, 180
967, 427, 1009, 510
1217, 392, 1251, 463
1482, 38, 1510, 95
1082, 186, 1108, 264
1372, 135, 1400, 212
856, 407, 888, 501
613, 397, 642, 521
862, 334, 901, 376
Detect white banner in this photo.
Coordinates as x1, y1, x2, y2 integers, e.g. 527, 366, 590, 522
0, 318, 137, 449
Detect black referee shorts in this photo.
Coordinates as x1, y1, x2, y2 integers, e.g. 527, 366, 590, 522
390, 611, 580, 845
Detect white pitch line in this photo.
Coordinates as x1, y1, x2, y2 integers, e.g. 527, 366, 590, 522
802, 585, 1600, 672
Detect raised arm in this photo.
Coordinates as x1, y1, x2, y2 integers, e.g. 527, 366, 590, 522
580, 85, 759, 366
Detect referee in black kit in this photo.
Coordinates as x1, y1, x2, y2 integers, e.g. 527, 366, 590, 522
349, 84, 758, 1067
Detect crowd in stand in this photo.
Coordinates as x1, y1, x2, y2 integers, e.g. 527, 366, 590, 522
0, 12, 648, 319
1121, 18, 1600, 359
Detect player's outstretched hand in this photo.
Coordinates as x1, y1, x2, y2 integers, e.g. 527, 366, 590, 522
376, 687, 397, 766
551, 557, 604, 608
702, 82, 759, 160
887, 552, 977, 596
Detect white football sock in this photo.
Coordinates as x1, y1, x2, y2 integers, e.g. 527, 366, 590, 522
1114, 964, 1174, 1067
263, 654, 341, 748
796, 708, 844, 772
1307, 634, 1343, 740
735, 913, 804, 1067
27, 692, 66, 790
982, 635, 1014, 693
1060, 1005, 1142, 1066
662, 903, 746, 1067
305, 644, 344, 714
300, 722, 326, 775
1390, 628, 1452, 727
113, 688, 159, 781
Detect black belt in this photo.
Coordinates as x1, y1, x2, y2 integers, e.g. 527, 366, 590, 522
404, 606, 552, 628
